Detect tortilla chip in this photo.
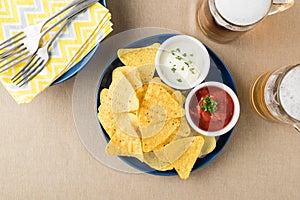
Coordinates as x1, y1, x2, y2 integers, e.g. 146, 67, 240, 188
152, 129, 178, 151
113, 66, 143, 90
98, 106, 116, 138
118, 43, 160, 66
138, 82, 184, 126
149, 77, 174, 94
172, 136, 204, 180
153, 136, 196, 165
136, 64, 156, 84
201, 136, 216, 155
111, 69, 126, 87
172, 91, 186, 106
143, 152, 173, 171
113, 113, 139, 137
194, 132, 217, 156
98, 89, 117, 138
140, 104, 168, 130
140, 118, 181, 152
110, 71, 139, 113
153, 149, 169, 163
135, 85, 148, 106
176, 117, 191, 137
106, 141, 144, 162
152, 117, 191, 152
112, 66, 132, 79
163, 137, 195, 163
99, 88, 112, 105
112, 66, 153, 108
114, 64, 155, 86
159, 165, 174, 171
153, 137, 190, 163
110, 129, 142, 154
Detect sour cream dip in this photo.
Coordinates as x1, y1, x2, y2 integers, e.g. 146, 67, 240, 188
155, 35, 210, 90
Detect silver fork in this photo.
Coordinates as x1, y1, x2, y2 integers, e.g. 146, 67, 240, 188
12, 17, 75, 87
0, 0, 90, 59
0, 0, 99, 73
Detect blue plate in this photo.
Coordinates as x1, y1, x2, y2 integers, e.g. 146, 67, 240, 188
97, 34, 237, 176
52, 0, 107, 85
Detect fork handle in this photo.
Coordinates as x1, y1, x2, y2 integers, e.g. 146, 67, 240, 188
42, 0, 89, 28
46, 14, 79, 49
41, 0, 99, 38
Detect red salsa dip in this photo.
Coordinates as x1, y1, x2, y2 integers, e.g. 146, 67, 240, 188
189, 86, 234, 131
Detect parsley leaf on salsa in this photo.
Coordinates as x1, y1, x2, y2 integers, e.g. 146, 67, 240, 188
201, 96, 218, 113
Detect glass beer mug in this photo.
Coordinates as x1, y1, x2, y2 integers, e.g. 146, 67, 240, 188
197, 0, 294, 43
250, 64, 300, 133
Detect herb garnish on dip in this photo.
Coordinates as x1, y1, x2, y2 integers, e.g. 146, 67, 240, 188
169, 47, 197, 83
201, 96, 218, 113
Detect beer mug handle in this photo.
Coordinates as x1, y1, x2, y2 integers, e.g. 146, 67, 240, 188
268, 0, 294, 15
294, 124, 300, 133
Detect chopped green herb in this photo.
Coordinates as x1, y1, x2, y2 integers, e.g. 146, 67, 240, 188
189, 68, 195, 74
175, 56, 183, 61
176, 48, 181, 52
184, 61, 190, 67
171, 50, 176, 56
183, 53, 187, 57
171, 68, 176, 73
190, 54, 194, 56
177, 78, 182, 83
181, 66, 185, 71
201, 96, 218, 113
189, 60, 192, 64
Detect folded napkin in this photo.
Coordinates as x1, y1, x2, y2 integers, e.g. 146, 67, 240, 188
0, 0, 112, 103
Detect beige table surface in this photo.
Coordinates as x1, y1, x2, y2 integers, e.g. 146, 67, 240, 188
1, 0, 300, 199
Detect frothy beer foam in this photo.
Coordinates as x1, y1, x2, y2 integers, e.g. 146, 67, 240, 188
215, 0, 272, 26
279, 65, 300, 120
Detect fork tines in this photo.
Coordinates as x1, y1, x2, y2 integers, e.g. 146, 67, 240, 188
0, 47, 31, 73
0, 32, 31, 73
12, 55, 45, 87
0, 32, 25, 57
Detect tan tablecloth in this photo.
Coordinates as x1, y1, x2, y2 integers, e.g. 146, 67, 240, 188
1, 0, 300, 199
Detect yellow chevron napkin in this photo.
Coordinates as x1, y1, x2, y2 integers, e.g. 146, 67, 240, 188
0, 0, 112, 103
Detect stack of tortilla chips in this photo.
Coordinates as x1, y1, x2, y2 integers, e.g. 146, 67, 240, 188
98, 43, 217, 180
